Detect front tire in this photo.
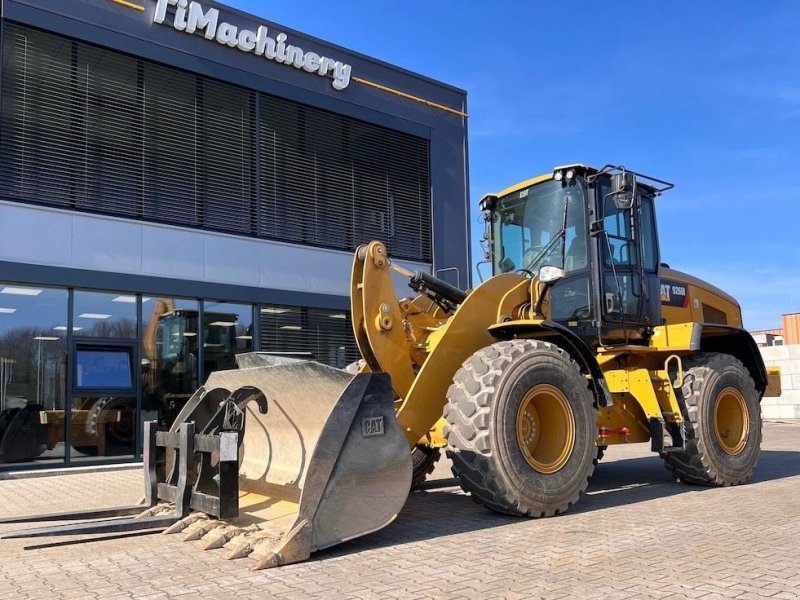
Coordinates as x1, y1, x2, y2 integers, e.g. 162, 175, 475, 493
663, 353, 762, 486
444, 340, 597, 517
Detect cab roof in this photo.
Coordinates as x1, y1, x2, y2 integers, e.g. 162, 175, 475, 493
494, 164, 663, 199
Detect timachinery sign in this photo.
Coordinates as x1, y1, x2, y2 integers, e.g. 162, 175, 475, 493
109, 0, 467, 114
148, 0, 352, 90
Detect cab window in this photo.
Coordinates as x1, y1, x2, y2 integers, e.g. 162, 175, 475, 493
640, 196, 658, 272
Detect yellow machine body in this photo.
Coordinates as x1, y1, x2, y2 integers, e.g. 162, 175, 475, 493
352, 239, 777, 455
7, 165, 775, 570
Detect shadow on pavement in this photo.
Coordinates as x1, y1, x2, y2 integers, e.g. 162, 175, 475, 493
749, 450, 800, 483
4, 450, 798, 561
316, 449, 800, 560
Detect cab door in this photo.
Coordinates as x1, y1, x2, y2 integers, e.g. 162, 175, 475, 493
594, 178, 661, 344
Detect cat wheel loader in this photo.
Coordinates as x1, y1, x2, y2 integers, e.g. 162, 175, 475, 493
1, 164, 781, 569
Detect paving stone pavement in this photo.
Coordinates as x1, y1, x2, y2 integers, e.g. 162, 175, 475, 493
0, 422, 799, 599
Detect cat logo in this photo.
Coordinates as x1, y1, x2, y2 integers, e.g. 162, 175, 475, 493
660, 279, 689, 308
362, 416, 385, 438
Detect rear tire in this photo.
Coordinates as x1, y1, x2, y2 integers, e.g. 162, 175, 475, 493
663, 353, 761, 486
444, 340, 597, 517
411, 445, 441, 488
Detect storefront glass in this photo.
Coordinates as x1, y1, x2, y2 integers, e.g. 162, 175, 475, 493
70, 396, 136, 461
0, 285, 341, 470
141, 298, 200, 430
0, 285, 68, 465
203, 301, 254, 372
73, 291, 137, 338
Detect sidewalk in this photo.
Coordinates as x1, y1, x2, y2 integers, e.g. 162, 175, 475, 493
1, 422, 798, 599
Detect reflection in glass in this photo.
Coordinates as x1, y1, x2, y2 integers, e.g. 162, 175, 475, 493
203, 301, 253, 375
141, 298, 200, 430
70, 397, 135, 460
73, 290, 137, 338
76, 348, 134, 389
260, 305, 358, 369
0, 285, 67, 464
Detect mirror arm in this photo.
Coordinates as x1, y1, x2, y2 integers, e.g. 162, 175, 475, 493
532, 280, 550, 318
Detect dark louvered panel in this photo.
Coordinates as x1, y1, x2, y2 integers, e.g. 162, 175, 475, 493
259, 95, 432, 262
259, 305, 359, 369
0, 27, 78, 207
197, 79, 257, 236
0, 24, 432, 264
258, 98, 313, 244
142, 62, 199, 227
81, 43, 141, 218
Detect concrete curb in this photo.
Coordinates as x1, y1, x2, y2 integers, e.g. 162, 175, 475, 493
0, 462, 143, 480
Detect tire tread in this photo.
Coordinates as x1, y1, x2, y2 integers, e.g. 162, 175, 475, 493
663, 352, 762, 486
444, 339, 595, 517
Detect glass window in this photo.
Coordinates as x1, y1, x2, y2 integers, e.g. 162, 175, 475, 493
202, 302, 253, 375
550, 276, 592, 321
604, 273, 641, 318
640, 196, 658, 272
2, 24, 433, 264
492, 179, 587, 275
0, 285, 67, 465
260, 305, 359, 369
73, 290, 137, 338
598, 179, 636, 267
141, 298, 199, 430
70, 396, 135, 461
75, 347, 134, 389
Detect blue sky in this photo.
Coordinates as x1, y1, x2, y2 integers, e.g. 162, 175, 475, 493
226, 1, 800, 330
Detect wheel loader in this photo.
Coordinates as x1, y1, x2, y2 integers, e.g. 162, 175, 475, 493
1, 164, 781, 570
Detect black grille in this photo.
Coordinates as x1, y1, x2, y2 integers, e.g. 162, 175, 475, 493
702, 303, 728, 325
0, 25, 431, 262
259, 305, 360, 369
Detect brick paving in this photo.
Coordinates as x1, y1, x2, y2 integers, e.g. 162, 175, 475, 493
0, 421, 799, 599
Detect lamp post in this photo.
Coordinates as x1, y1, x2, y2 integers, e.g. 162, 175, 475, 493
33, 336, 59, 410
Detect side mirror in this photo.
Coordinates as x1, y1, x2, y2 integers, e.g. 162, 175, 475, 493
611, 170, 637, 210
498, 256, 515, 273
538, 265, 565, 284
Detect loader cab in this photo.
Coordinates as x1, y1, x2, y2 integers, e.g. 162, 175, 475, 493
484, 164, 673, 347
149, 310, 239, 425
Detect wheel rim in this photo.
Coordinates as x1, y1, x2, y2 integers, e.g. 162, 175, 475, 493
713, 387, 749, 456
516, 384, 575, 474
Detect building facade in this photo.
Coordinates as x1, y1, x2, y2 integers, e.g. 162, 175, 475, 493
753, 313, 800, 419
0, 0, 470, 469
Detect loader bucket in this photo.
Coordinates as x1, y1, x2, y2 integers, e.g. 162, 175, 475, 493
163, 358, 412, 569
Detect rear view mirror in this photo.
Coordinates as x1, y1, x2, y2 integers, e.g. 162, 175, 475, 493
611, 170, 637, 210
498, 256, 515, 273
538, 265, 565, 284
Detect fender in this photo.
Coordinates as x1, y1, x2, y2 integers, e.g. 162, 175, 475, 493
488, 319, 613, 407
694, 324, 768, 394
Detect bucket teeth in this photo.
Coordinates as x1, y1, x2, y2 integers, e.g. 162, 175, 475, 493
223, 530, 259, 560
222, 530, 283, 564
137, 503, 173, 518
182, 519, 224, 541
250, 552, 280, 571
223, 530, 278, 560
201, 524, 256, 550
163, 513, 208, 535
224, 539, 254, 560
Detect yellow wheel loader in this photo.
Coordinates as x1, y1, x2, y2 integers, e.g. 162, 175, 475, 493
2, 164, 781, 569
